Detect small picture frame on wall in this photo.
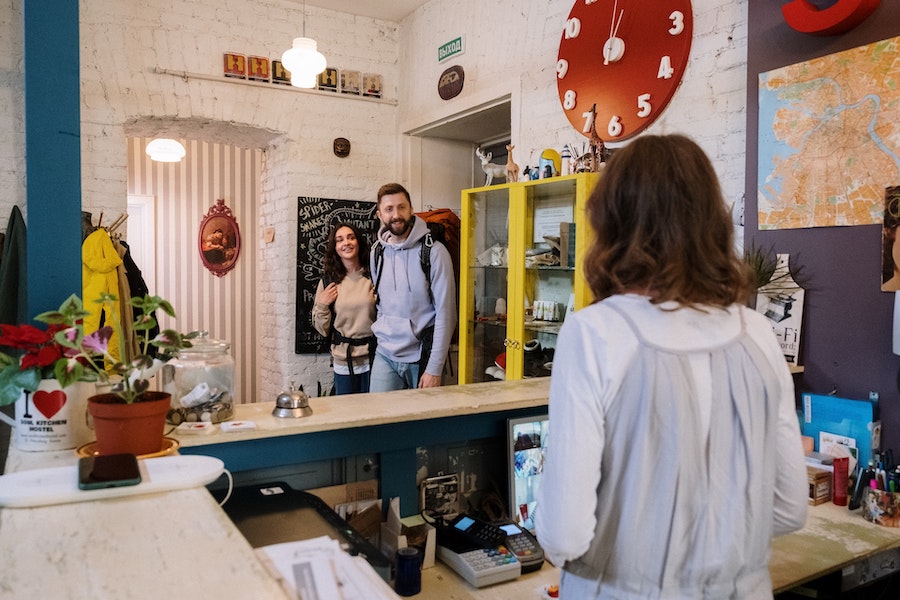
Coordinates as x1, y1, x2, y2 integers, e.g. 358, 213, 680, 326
362, 73, 383, 98
340, 69, 361, 95
247, 56, 270, 82
199, 198, 241, 278
223, 53, 246, 79
271, 59, 291, 85
318, 67, 338, 92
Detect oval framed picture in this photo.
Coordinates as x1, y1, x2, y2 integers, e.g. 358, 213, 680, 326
198, 198, 241, 277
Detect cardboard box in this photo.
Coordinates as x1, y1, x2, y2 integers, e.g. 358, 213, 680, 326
380, 497, 436, 569
559, 222, 576, 268
307, 480, 378, 510
308, 481, 381, 543
808, 466, 832, 506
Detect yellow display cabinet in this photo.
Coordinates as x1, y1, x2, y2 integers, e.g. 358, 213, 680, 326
458, 173, 600, 383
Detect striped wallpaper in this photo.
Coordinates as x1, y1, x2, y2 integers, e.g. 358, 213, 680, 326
126, 137, 260, 405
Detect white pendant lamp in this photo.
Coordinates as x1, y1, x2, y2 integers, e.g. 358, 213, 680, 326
281, 37, 327, 88
281, 0, 327, 89
146, 138, 186, 162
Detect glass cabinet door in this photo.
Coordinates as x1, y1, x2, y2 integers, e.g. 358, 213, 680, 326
459, 185, 513, 383
459, 173, 598, 384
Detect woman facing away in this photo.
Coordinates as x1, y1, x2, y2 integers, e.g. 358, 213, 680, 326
312, 223, 377, 395
535, 134, 808, 599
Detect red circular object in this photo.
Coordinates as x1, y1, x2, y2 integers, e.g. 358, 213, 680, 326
556, 0, 693, 142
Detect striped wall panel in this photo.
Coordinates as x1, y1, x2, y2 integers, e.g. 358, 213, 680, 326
127, 137, 260, 405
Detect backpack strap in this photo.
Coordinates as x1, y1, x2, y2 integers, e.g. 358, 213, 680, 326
331, 331, 377, 376
318, 275, 337, 343
373, 240, 385, 306
421, 231, 434, 305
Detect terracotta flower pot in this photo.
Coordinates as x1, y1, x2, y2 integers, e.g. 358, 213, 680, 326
87, 391, 170, 456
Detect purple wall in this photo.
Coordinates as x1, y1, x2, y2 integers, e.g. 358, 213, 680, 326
745, 3, 900, 450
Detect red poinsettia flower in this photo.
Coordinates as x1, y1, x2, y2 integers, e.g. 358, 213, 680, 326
20, 344, 64, 370
0, 323, 52, 349
0, 323, 69, 372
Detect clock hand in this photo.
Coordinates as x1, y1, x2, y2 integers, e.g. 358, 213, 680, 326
603, 7, 625, 65
608, 0, 618, 41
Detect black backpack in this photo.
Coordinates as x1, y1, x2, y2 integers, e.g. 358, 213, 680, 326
372, 227, 440, 305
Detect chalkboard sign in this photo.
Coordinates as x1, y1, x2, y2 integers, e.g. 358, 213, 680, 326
295, 196, 379, 354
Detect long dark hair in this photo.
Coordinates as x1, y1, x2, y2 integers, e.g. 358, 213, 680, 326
583, 134, 753, 308
321, 222, 371, 284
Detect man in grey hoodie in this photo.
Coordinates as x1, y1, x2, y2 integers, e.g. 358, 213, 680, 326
369, 183, 457, 392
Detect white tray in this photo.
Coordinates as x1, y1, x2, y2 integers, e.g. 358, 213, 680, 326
0, 455, 224, 508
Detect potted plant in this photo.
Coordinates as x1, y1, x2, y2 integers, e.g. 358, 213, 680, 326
36, 293, 194, 456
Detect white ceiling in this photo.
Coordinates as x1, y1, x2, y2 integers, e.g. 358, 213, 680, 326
302, 0, 429, 22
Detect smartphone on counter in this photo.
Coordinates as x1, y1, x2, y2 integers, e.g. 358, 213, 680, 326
78, 453, 142, 490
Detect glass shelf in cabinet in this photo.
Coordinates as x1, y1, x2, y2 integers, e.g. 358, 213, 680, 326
526, 265, 575, 272
471, 317, 508, 328
524, 321, 562, 336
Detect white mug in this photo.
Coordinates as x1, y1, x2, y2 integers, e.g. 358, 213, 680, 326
0, 380, 94, 451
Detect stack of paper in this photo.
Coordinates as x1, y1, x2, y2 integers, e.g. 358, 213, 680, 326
256, 536, 398, 599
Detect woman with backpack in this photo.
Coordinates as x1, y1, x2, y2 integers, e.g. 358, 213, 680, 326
312, 222, 377, 395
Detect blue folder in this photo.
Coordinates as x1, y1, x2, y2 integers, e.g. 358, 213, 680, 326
800, 393, 880, 469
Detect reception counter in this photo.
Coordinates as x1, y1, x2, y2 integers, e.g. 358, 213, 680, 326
175, 378, 552, 515
2, 379, 900, 598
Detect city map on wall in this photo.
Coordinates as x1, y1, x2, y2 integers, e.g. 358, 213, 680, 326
757, 35, 900, 230
295, 197, 378, 354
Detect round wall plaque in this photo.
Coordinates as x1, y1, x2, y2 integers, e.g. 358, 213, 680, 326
333, 137, 351, 158
438, 65, 465, 100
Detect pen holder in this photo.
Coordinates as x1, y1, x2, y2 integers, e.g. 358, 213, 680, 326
862, 489, 900, 527
394, 546, 422, 596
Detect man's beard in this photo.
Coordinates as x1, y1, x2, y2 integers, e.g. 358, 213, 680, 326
387, 216, 412, 237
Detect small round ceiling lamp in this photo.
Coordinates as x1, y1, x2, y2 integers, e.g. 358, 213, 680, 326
281, 37, 327, 88
146, 138, 186, 162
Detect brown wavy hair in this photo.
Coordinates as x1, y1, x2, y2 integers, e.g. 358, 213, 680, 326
322, 222, 371, 284
583, 134, 753, 308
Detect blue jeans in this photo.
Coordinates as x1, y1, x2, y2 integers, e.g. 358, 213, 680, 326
333, 371, 370, 395
369, 353, 420, 392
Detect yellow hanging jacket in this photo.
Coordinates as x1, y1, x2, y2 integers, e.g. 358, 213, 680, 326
82, 228, 123, 362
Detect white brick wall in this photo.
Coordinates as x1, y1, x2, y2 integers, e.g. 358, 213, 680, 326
400, 0, 748, 208
1, 0, 749, 399
77, 0, 403, 399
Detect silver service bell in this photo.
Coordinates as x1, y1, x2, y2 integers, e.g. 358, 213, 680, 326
272, 384, 313, 418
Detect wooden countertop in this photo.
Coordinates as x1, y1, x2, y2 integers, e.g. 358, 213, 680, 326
0, 450, 289, 600
3, 378, 900, 598
770, 501, 900, 592
172, 378, 551, 448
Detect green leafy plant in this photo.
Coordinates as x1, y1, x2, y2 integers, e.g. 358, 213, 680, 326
0, 293, 195, 406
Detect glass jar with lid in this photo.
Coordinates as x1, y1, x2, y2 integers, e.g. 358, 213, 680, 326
162, 330, 235, 424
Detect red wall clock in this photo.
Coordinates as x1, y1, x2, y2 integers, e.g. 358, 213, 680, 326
782, 0, 880, 36
556, 0, 693, 142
